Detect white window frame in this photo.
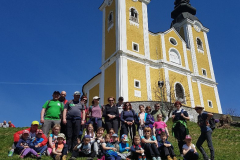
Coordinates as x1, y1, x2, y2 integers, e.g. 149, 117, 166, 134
129, 7, 139, 27
169, 48, 181, 65
174, 82, 186, 104
108, 11, 114, 32
132, 42, 139, 52
169, 37, 178, 46
202, 68, 207, 76
134, 79, 141, 89
208, 100, 213, 108
196, 37, 204, 53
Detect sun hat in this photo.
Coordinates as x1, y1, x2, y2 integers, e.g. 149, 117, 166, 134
36, 129, 43, 134
73, 91, 81, 96
194, 105, 204, 109
57, 133, 66, 140
23, 130, 30, 134
185, 135, 192, 140
31, 121, 39, 125
112, 133, 118, 137
93, 96, 100, 100
121, 134, 129, 141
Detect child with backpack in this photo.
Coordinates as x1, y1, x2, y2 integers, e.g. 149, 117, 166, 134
47, 124, 61, 156
102, 134, 121, 160
183, 135, 199, 160
118, 134, 131, 160
137, 105, 148, 137
130, 135, 146, 160
158, 132, 177, 160
16, 130, 41, 159
153, 114, 169, 142
52, 133, 68, 160
111, 134, 120, 151
70, 135, 95, 159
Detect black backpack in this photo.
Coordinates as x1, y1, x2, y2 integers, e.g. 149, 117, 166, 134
209, 116, 216, 131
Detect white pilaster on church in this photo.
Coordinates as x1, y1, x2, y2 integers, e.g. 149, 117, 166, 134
145, 63, 152, 100
214, 85, 222, 114
99, 68, 105, 105
121, 56, 128, 101
142, 2, 150, 60
203, 32, 216, 82
185, 24, 199, 75
182, 41, 189, 70
187, 75, 195, 108
101, 8, 106, 65
197, 80, 204, 107
161, 34, 167, 62
164, 67, 170, 102
118, 0, 127, 52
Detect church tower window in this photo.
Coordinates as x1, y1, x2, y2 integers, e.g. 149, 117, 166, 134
197, 38, 203, 50
132, 42, 139, 52
202, 69, 207, 76
108, 11, 114, 31
175, 83, 185, 102
129, 8, 138, 23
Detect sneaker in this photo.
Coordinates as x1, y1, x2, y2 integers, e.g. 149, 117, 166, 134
36, 154, 41, 159
167, 155, 173, 160
172, 156, 177, 160
46, 150, 50, 156
152, 157, 157, 160
157, 157, 161, 160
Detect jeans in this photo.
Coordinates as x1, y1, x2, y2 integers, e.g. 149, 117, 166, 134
34, 145, 47, 155
66, 118, 81, 151
142, 143, 160, 158
88, 118, 102, 131
42, 119, 61, 136
196, 130, 214, 160
184, 149, 199, 160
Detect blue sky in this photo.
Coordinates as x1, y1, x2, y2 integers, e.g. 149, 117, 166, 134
0, 0, 239, 127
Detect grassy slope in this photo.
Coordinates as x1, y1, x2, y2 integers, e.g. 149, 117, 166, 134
1, 120, 240, 160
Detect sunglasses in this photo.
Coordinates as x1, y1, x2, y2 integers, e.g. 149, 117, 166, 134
83, 99, 87, 101
109, 132, 114, 134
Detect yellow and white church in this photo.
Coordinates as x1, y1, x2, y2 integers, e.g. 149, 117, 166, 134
82, 0, 222, 114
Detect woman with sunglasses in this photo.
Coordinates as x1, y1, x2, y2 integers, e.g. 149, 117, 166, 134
172, 101, 190, 157
141, 127, 161, 160
103, 97, 119, 134
145, 106, 155, 129
88, 96, 103, 132
120, 102, 136, 140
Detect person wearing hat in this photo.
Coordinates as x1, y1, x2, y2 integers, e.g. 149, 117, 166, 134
183, 135, 199, 160
40, 91, 64, 136
171, 101, 189, 156
31, 129, 48, 157
52, 133, 68, 160
195, 105, 214, 160
16, 130, 41, 159
151, 103, 168, 123
87, 96, 103, 131
13, 121, 48, 153
62, 91, 85, 151
118, 134, 131, 160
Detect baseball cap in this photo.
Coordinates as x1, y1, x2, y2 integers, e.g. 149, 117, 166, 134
73, 91, 81, 96
57, 133, 66, 140
112, 133, 118, 137
31, 121, 39, 125
84, 135, 91, 139
23, 130, 30, 134
121, 134, 129, 141
36, 129, 43, 134
53, 91, 60, 95
185, 135, 192, 140
93, 96, 100, 100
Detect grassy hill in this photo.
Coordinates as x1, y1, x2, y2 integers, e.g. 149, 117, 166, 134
1, 120, 240, 160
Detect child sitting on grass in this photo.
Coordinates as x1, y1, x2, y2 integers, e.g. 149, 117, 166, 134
153, 114, 169, 142
158, 132, 177, 160
70, 135, 95, 159
16, 130, 40, 159
118, 134, 131, 160
112, 133, 119, 151
183, 135, 199, 160
93, 128, 105, 159
31, 129, 47, 157
102, 134, 121, 160
130, 135, 146, 160
52, 133, 68, 160
85, 124, 96, 143
47, 124, 61, 156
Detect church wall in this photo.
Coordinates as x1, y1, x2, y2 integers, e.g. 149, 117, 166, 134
89, 84, 100, 103
168, 70, 190, 107
127, 59, 148, 101
150, 67, 164, 101
104, 62, 116, 104
191, 28, 212, 79
187, 49, 193, 72
105, 0, 116, 60
149, 34, 162, 60
201, 84, 219, 113
191, 81, 201, 106
126, 0, 145, 56
164, 30, 186, 67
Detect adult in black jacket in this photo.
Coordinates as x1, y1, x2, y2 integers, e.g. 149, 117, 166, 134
103, 97, 119, 134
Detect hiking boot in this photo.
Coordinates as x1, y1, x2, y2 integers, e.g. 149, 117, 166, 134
36, 154, 41, 159
62, 155, 67, 160
55, 155, 61, 160
172, 156, 177, 160
167, 155, 173, 160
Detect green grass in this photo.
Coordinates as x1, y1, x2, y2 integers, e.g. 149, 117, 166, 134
1, 120, 240, 160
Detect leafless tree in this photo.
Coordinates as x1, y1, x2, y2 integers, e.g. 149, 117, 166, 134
152, 76, 191, 117
225, 108, 239, 117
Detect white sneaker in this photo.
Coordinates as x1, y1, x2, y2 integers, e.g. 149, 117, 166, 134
152, 157, 157, 160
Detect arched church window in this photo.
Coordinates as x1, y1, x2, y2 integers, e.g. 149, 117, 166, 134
108, 12, 114, 31
169, 49, 181, 65
130, 8, 138, 23
197, 38, 203, 50
175, 83, 185, 102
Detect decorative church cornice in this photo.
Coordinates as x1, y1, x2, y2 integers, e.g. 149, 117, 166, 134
139, 0, 151, 4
